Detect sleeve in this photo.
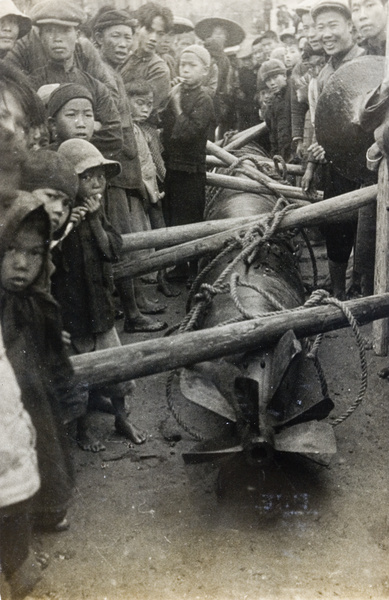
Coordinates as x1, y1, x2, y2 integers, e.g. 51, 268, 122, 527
203, 63, 218, 98
101, 214, 123, 262
75, 38, 120, 101
91, 80, 123, 159
146, 59, 172, 113
264, 103, 278, 157
290, 78, 308, 141
170, 93, 215, 142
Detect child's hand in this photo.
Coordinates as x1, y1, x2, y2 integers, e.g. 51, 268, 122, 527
70, 206, 88, 226
83, 195, 102, 215
61, 330, 71, 347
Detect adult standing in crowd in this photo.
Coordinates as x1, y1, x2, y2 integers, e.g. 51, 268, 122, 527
120, 2, 173, 120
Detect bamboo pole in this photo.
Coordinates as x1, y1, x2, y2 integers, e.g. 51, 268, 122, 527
223, 123, 267, 151
372, 15, 389, 355
71, 293, 389, 387
116, 185, 377, 275
206, 171, 311, 200
206, 154, 305, 175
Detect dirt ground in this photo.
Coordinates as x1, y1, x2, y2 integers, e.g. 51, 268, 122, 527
24, 238, 389, 600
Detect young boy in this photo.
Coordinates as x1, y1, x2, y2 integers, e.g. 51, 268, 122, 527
161, 44, 215, 281
55, 138, 147, 445
46, 82, 166, 332
0, 196, 75, 535
259, 58, 292, 162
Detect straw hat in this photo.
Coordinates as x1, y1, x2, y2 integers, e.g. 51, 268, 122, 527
194, 17, 245, 47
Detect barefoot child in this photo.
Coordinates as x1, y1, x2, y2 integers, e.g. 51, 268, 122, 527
55, 138, 147, 445
0, 195, 75, 533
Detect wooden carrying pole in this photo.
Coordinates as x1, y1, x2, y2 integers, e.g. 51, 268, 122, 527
116, 185, 377, 277
71, 293, 389, 388
372, 15, 389, 355
206, 171, 311, 200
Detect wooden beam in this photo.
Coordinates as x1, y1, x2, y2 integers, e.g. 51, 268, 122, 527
206, 149, 305, 175
71, 293, 389, 387
206, 171, 312, 200
373, 158, 389, 354
116, 185, 377, 277
223, 123, 267, 151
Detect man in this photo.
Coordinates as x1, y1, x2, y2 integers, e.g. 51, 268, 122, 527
5, 0, 117, 95
121, 2, 173, 118
303, 0, 365, 299
259, 30, 280, 60
352, 0, 387, 55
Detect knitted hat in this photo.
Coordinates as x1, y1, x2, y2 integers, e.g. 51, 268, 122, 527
93, 9, 137, 34
311, 0, 352, 20
181, 44, 211, 67
47, 83, 94, 118
57, 139, 121, 180
31, 0, 85, 27
20, 149, 79, 201
0, 0, 32, 39
259, 58, 286, 82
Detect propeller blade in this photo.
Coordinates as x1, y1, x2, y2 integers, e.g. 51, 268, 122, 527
274, 397, 335, 429
183, 436, 243, 464
274, 421, 337, 455
179, 364, 237, 422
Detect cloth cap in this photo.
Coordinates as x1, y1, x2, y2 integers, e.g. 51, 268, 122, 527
172, 16, 194, 34
93, 10, 137, 34
20, 149, 79, 201
181, 44, 211, 67
31, 0, 85, 27
194, 17, 245, 47
311, 0, 352, 20
258, 29, 279, 43
295, 0, 312, 17
259, 58, 287, 81
47, 83, 94, 117
57, 139, 121, 180
0, 0, 31, 38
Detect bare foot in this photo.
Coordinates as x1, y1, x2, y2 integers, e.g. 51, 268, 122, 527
77, 432, 106, 452
115, 416, 147, 444
157, 273, 181, 297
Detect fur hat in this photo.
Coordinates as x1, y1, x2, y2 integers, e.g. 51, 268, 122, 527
20, 149, 79, 201
47, 83, 94, 118
57, 139, 121, 180
31, 0, 85, 27
259, 58, 286, 82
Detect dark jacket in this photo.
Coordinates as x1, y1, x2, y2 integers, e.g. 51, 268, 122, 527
264, 80, 293, 161
161, 83, 215, 173
51, 201, 122, 338
0, 198, 74, 519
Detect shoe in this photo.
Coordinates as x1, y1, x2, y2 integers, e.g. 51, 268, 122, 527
123, 317, 167, 333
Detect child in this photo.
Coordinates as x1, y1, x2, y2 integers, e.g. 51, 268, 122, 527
55, 138, 147, 445
126, 79, 179, 297
20, 148, 79, 241
161, 44, 215, 281
0, 195, 75, 534
46, 82, 166, 332
259, 58, 292, 162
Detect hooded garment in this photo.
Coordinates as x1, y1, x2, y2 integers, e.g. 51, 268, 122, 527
0, 195, 74, 521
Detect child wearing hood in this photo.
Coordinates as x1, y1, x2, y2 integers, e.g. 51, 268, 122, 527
0, 194, 75, 534
54, 138, 147, 446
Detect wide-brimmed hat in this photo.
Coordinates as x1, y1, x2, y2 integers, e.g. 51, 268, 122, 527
57, 139, 121, 180
0, 0, 31, 39
194, 17, 245, 47
31, 0, 85, 27
172, 16, 194, 34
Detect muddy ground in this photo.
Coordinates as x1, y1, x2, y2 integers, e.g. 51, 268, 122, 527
25, 238, 389, 600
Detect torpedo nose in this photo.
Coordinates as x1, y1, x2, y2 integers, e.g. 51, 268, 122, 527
245, 437, 274, 466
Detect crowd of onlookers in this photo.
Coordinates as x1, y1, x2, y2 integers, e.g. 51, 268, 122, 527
0, 0, 388, 597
